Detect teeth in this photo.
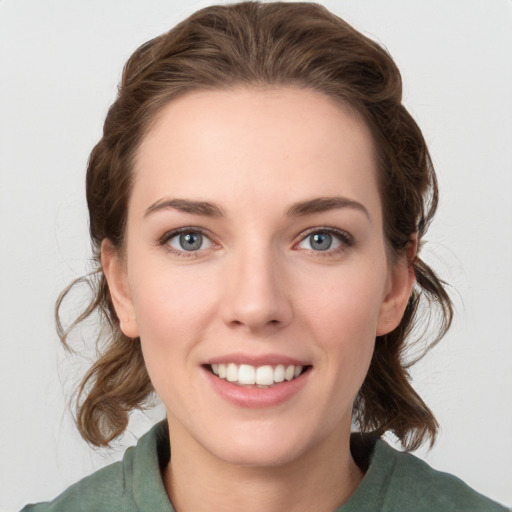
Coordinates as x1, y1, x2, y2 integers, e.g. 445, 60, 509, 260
274, 364, 285, 383
226, 363, 238, 382
238, 364, 256, 385
209, 363, 305, 387
255, 365, 273, 386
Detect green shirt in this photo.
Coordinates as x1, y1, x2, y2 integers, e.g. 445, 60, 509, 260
21, 421, 509, 512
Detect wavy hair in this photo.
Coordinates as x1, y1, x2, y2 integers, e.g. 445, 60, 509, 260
57, 1, 452, 449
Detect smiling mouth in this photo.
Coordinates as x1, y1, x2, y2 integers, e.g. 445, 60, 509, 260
205, 363, 311, 388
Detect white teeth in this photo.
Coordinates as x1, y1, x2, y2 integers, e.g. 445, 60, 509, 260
238, 364, 256, 385
274, 364, 285, 383
209, 363, 306, 386
255, 365, 274, 386
226, 363, 238, 382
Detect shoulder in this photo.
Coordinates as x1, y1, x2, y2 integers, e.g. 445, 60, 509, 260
20, 421, 172, 512
372, 440, 508, 512
20, 458, 130, 512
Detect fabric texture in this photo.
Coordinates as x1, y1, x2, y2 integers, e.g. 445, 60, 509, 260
21, 421, 509, 512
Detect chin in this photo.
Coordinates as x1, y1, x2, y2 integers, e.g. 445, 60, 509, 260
196, 420, 335, 469
211, 438, 308, 468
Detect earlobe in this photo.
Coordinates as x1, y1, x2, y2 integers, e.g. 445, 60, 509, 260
376, 240, 417, 336
101, 239, 139, 338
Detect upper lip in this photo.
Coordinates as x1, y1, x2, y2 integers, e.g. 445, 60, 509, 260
203, 353, 311, 367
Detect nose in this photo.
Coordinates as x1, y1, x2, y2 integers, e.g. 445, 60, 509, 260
221, 244, 293, 333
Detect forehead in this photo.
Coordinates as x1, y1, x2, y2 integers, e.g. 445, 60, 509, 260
132, 87, 380, 218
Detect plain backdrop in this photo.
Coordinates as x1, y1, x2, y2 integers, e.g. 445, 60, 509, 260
1, 0, 511, 510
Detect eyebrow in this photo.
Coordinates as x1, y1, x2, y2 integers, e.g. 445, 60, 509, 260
144, 195, 370, 221
145, 198, 224, 218
286, 196, 371, 221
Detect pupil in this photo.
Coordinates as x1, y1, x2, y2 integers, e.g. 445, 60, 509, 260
311, 232, 332, 251
180, 232, 202, 251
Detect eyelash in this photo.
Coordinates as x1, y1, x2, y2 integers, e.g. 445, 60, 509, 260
158, 226, 354, 258
295, 226, 354, 257
158, 227, 216, 259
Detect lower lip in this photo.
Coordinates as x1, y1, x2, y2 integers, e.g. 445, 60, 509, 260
203, 367, 310, 408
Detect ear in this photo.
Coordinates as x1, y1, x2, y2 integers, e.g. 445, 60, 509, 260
376, 238, 417, 336
101, 239, 139, 338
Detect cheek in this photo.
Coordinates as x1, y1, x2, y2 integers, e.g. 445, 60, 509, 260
310, 287, 379, 369
295, 260, 387, 387
297, 261, 388, 340
127, 263, 223, 414
127, 258, 221, 356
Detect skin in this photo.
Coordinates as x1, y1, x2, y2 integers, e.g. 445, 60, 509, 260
103, 87, 415, 512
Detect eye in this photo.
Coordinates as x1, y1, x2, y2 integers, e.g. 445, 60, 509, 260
166, 230, 213, 252
296, 228, 352, 253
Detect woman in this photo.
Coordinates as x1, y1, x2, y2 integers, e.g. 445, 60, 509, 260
18, 2, 509, 511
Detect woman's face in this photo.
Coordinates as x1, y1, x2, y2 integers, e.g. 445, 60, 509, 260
104, 87, 413, 467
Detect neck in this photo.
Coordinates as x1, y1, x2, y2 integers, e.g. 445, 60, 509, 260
163, 422, 363, 512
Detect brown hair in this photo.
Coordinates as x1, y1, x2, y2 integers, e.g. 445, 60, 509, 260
57, 1, 452, 449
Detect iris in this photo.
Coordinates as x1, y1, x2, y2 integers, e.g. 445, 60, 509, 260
180, 232, 203, 251
310, 232, 332, 251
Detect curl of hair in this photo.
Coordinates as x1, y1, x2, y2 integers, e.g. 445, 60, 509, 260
57, 1, 453, 449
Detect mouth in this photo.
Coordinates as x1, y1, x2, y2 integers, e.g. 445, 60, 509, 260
204, 363, 311, 388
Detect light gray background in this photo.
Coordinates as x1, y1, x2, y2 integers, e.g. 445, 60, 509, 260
1, 0, 511, 510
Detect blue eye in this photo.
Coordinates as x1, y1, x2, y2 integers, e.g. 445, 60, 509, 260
297, 229, 349, 252
167, 231, 212, 252
309, 232, 334, 251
